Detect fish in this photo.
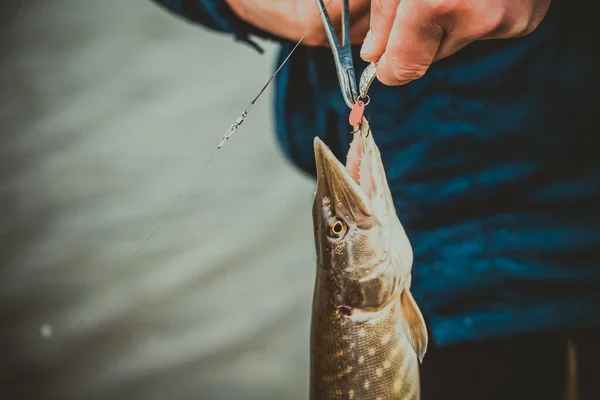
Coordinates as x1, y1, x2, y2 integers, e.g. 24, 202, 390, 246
309, 117, 428, 400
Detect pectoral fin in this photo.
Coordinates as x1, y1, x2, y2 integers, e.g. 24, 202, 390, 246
400, 289, 428, 363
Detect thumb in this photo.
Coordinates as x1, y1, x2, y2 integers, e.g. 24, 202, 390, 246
360, 0, 401, 61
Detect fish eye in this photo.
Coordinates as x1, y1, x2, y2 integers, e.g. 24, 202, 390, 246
328, 218, 346, 238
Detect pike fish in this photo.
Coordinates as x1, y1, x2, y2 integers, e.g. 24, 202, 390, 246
310, 117, 428, 400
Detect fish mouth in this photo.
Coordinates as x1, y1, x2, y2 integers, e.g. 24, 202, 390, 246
313, 126, 375, 217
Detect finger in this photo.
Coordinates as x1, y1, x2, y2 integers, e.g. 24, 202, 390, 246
430, 8, 470, 62
433, 38, 470, 62
376, 0, 444, 86
523, 1, 551, 36
360, 0, 401, 61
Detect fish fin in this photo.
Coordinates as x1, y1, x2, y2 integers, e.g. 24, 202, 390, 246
400, 289, 428, 363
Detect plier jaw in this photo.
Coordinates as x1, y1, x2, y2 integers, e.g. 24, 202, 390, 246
315, 0, 360, 109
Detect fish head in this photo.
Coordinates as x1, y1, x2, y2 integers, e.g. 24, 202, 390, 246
312, 118, 414, 312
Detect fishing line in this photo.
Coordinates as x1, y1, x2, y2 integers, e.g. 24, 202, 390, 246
74, 150, 218, 331
73, 0, 337, 332
218, 0, 335, 149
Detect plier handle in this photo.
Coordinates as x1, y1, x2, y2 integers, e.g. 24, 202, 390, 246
315, 0, 360, 109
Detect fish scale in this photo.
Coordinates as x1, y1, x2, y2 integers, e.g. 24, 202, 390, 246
309, 118, 428, 399
311, 295, 418, 399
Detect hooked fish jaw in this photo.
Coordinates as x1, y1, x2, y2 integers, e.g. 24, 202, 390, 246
311, 118, 428, 363
312, 119, 405, 281
313, 136, 372, 220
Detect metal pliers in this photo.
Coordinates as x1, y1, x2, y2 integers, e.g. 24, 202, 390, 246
315, 0, 377, 110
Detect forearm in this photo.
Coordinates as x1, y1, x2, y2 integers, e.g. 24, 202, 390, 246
223, 0, 371, 47
151, 0, 287, 53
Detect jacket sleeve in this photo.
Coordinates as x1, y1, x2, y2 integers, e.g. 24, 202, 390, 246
151, 0, 287, 54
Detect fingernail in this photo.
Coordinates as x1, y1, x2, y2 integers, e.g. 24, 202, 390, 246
360, 30, 374, 58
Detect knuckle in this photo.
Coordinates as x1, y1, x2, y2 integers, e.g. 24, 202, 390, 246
391, 63, 429, 83
422, 0, 460, 17
508, 18, 531, 37
517, 6, 550, 37
473, 10, 505, 37
516, 25, 535, 38
519, 17, 543, 37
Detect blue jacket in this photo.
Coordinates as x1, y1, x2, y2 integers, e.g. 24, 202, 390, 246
153, 0, 600, 346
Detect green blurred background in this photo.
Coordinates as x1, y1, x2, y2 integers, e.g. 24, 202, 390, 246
0, 1, 317, 399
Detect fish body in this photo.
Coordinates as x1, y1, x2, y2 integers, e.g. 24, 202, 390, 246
309, 118, 428, 400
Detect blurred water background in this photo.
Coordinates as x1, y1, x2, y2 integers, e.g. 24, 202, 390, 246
0, 1, 317, 399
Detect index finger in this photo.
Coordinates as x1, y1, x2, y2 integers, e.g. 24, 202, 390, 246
360, 0, 401, 61
376, 0, 444, 86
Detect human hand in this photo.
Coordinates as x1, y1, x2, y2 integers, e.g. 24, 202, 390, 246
225, 0, 371, 47
360, 0, 552, 85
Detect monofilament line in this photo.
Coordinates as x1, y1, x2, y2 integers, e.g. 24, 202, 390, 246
72, 0, 337, 333
73, 149, 219, 332
217, 0, 335, 149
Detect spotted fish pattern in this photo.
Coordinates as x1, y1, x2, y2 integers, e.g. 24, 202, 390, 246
310, 118, 428, 399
